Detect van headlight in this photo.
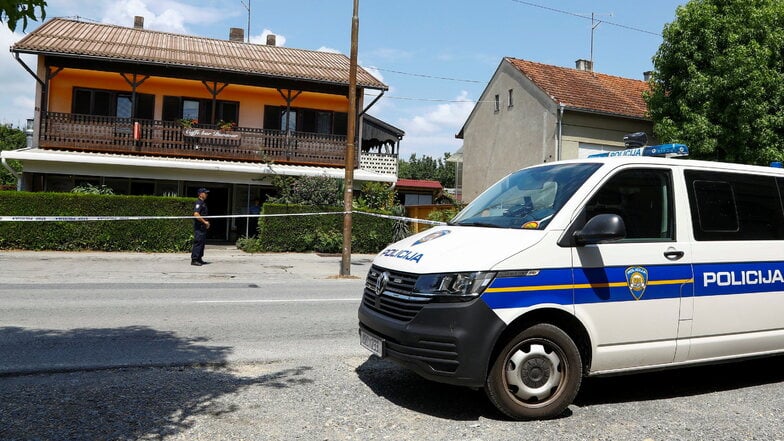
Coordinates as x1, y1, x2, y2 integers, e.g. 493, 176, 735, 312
414, 271, 496, 301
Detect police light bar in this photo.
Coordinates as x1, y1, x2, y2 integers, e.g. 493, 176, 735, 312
588, 144, 689, 158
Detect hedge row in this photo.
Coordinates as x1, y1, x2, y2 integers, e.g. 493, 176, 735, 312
0, 191, 193, 252
256, 203, 394, 253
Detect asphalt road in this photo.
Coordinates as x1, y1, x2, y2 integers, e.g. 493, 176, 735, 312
1, 248, 783, 440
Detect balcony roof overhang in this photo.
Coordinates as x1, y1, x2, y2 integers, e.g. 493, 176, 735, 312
2, 148, 396, 185
29, 53, 362, 97
11, 18, 388, 96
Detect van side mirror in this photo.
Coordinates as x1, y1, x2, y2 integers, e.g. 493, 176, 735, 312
574, 214, 626, 246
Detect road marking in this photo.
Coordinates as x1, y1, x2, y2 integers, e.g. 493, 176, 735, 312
193, 298, 361, 304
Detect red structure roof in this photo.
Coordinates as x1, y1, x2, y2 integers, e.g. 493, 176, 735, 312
506, 58, 649, 119
396, 179, 443, 190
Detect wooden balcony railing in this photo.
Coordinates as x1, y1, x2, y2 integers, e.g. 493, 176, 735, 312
39, 112, 353, 167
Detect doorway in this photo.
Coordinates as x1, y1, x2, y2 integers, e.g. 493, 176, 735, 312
185, 184, 229, 242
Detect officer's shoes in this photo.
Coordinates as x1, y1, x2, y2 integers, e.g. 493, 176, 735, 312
191, 260, 202, 266
198, 260, 210, 265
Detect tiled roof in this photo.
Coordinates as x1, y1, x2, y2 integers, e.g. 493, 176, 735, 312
12, 18, 387, 90
396, 179, 443, 190
506, 58, 649, 119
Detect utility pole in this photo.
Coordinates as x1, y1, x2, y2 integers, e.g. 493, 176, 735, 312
340, 0, 359, 276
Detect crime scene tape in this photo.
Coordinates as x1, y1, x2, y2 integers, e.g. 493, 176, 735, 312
0, 210, 447, 225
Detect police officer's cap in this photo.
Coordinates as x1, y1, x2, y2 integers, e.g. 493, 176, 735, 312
197, 187, 210, 195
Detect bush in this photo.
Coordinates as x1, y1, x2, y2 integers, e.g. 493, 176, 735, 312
236, 203, 394, 254
0, 191, 193, 252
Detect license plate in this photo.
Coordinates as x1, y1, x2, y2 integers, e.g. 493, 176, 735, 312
360, 329, 384, 357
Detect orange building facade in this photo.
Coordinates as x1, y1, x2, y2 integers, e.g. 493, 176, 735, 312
5, 17, 399, 240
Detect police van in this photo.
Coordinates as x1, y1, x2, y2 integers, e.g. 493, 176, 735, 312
358, 144, 784, 420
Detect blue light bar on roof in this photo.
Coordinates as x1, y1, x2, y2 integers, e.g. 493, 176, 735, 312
588, 143, 689, 158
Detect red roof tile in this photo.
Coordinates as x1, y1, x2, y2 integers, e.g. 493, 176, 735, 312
12, 18, 387, 90
506, 58, 649, 119
396, 179, 443, 190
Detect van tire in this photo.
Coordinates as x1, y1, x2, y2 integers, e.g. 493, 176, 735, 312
486, 323, 582, 420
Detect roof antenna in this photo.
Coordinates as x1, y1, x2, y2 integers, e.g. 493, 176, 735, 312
589, 12, 613, 68
241, 0, 251, 42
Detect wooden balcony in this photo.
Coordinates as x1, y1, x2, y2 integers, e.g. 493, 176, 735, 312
39, 112, 351, 167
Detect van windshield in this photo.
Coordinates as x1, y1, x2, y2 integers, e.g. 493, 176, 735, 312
451, 163, 602, 229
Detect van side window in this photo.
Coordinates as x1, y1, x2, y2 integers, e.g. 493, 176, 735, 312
685, 170, 784, 241
584, 168, 674, 241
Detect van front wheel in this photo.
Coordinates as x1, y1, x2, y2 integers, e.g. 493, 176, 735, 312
486, 323, 582, 420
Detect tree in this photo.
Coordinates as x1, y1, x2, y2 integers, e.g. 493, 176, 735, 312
1, 0, 47, 32
0, 124, 25, 187
646, 0, 784, 165
397, 153, 455, 187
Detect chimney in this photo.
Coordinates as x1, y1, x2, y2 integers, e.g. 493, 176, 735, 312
575, 59, 593, 72
643, 71, 653, 81
133, 16, 144, 29
230, 27, 245, 42
266, 34, 276, 46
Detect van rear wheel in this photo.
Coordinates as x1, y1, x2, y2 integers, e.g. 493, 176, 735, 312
486, 323, 582, 420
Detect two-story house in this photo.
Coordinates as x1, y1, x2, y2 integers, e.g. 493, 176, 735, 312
456, 57, 654, 201
3, 17, 397, 240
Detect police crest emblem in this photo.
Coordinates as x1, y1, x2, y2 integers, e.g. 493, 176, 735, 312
625, 266, 648, 300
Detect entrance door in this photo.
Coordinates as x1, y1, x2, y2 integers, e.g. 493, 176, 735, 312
570, 167, 692, 372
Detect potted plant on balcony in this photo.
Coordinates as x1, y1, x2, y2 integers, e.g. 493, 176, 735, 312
178, 118, 198, 128
217, 120, 237, 132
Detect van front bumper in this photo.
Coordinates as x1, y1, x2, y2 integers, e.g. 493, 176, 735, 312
357, 297, 506, 388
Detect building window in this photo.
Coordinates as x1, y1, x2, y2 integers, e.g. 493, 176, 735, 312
162, 96, 240, 125
508, 89, 514, 108
72, 88, 154, 119
264, 105, 348, 135
494, 94, 500, 113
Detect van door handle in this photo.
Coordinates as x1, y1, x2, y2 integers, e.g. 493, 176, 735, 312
664, 250, 685, 260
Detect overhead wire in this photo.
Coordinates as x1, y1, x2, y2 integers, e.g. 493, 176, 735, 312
364, 1, 662, 103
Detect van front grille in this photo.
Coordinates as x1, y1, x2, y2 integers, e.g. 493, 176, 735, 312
362, 265, 432, 322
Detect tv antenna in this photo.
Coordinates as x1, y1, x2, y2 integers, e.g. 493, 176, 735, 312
589, 12, 613, 66
241, 0, 251, 42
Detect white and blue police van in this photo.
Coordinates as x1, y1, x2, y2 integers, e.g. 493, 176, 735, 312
358, 144, 784, 420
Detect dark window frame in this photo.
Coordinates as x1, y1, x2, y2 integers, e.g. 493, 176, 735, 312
72, 87, 155, 119
685, 170, 784, 241
581, 167, 676, 242
263, 105, 348, 135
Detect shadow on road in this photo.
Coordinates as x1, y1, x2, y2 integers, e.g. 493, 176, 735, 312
356, 353, 784, 421
0, 326, 313, 440
575, 354, 784, 407
355, 356, 498, 421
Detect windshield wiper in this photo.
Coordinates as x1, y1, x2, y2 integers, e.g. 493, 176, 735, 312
455, 221, 503, 228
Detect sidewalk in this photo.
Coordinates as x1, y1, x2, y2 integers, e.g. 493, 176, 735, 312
0, 245, 376, 285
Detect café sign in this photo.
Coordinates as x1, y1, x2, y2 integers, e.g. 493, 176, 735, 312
183, 128, 241, 140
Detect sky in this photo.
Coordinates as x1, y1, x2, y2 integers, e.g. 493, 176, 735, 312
1, 0, 687, 159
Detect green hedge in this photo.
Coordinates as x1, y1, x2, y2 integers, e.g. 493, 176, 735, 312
0, 191, 193, 252
256, 203, 394, 253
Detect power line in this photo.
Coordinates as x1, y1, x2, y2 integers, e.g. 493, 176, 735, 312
509, 0, 661, 36
367, 67, 484, 84
365, 93, 492, 104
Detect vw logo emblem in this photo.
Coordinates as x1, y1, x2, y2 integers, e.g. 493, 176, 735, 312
376, 271, 390, 295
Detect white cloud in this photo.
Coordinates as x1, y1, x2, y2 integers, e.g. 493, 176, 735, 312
249, 29, 286, 46
316, 46, 341, 54
394, 91, 474, 158
101, 0, 232, 34
0, 27, 36, 127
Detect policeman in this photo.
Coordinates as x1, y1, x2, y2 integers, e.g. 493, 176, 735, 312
191, 187, 210, 266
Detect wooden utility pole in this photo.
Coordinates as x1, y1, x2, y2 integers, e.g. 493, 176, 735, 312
340, 0, 359, 276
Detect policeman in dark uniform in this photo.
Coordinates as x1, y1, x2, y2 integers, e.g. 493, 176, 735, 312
191, 187, 210, 266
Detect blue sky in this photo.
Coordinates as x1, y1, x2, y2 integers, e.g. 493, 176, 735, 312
1, 0, 686, 158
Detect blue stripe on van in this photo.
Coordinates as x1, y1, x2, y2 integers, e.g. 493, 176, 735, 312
482, 264, 692, 309
482, 261, 784, 310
